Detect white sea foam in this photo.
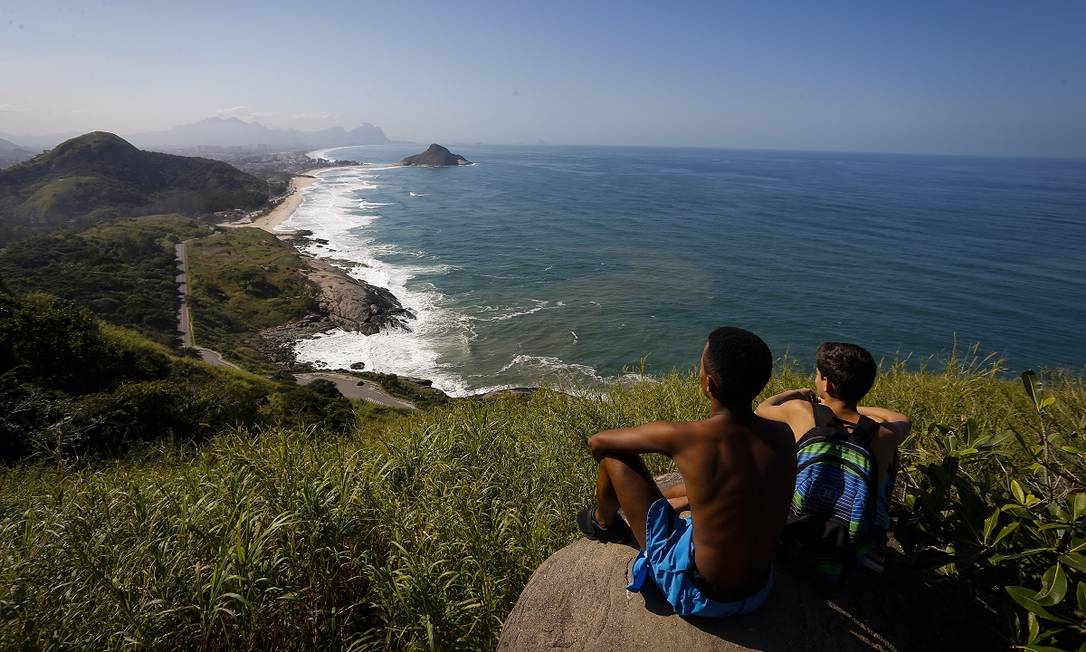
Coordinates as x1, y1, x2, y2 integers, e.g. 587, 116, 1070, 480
472, 299, 566, 322
283, 167, 477, 395
282, 167, 616, 397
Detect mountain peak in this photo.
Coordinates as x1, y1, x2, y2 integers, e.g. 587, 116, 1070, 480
47, 132, 139, 162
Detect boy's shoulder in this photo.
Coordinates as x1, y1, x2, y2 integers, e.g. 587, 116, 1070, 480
693, 413, 794, 446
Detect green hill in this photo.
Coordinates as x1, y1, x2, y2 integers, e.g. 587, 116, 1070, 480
0, 132, 267, 244
0, 285, 365, 461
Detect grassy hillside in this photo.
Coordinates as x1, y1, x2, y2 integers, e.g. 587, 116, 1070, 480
0, 215, 209, 345
0, 132, 267, 244
0, 288, 361, 461
0, 360, 1082, 649
187, 227, 319, 369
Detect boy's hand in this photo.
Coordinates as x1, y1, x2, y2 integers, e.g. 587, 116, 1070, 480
790, 388, 816, 402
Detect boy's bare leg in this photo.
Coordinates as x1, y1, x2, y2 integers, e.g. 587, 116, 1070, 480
594, 453, 664, 547
663, 481, 689, 512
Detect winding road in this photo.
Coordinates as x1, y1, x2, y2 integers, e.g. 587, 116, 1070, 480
175, 240, 415, 410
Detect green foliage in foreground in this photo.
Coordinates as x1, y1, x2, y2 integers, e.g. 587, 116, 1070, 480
0, 360, 1083, 649
0, 215, 210, 345
187, 227, 319, 369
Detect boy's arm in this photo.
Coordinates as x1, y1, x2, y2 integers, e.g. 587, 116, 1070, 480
857, 406, 912, 443
755, 388, 815, 432
587, 421, 685, 460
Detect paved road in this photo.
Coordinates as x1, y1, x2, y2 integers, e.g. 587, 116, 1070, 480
175, 242, 194, 347
296, 372, 417, 411
175, 240, 414, 410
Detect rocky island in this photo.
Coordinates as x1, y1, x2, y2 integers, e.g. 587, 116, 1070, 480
399, 143, 472, 167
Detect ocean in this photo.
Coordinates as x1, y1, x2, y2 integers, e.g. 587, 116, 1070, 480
283, 145, 1086, 396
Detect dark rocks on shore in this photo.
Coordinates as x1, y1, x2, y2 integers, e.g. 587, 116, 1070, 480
254, 256, 415, 369
304, 258, 414, 335
350, 362, 366, 370
399, 144, 472, 167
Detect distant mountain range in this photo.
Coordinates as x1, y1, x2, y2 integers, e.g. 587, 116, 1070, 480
126, 117, 392, 149
0, 131, 267, 243
0, 138, 35, 169
0, 117, 395, 154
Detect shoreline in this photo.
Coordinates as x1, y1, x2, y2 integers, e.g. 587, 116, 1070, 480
250, 174, 317, 233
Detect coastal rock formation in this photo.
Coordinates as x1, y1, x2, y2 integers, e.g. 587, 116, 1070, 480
399, 144, 472, 167
304, 258, 414, 335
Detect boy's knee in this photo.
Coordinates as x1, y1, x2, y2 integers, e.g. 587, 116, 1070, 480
599, 453, 644, 476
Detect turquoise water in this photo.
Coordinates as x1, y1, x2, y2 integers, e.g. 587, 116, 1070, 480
286, 145, 1086, 395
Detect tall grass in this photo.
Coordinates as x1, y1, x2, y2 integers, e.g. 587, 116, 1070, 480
0, 360, 1082, 649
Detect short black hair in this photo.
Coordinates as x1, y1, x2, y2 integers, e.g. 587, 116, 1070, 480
702, 327, 773, 403
816, 342, 877, 401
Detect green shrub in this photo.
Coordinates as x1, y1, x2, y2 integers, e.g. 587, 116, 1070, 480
0, 215, 210, 346
898, 371, 1086, 650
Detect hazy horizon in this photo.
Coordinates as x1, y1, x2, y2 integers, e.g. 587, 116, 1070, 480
2, 1, 1084, 157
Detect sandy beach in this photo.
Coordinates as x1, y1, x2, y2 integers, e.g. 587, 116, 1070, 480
249, 174, 317, 233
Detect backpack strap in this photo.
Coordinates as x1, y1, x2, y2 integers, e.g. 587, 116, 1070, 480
811, 400, 839, 428
812, 400, 881, 447
853, 415, 881, 447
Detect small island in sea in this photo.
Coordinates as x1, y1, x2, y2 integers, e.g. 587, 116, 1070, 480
399, 143, 473, 167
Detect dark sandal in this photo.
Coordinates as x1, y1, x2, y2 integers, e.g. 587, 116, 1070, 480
577, 506, 632, 543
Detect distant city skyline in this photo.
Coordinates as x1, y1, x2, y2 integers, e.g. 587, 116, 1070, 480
1, 0, 1084, 157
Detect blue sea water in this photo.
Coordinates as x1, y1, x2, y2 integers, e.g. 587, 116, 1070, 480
285, 145, 1086, 395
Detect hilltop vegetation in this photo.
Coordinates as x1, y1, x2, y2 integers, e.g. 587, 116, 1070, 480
0, 215, 209, 345
186, 228, 319, 369
0, 359, 1082, 649
0, 283, 363, 461
0, 132, 267, 244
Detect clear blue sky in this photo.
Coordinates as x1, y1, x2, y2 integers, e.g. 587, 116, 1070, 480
1, 0, 1084, 156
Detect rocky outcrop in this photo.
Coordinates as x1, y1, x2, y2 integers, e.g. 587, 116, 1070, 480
499, 539, 928, 651
399, 144, 472, 167
253, 258, 415, 369
304, 258, 414, 335
498, 473, 992, 651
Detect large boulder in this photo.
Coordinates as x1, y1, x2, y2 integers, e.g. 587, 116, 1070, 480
499, 475, 994, 651
304, 258, 414, 334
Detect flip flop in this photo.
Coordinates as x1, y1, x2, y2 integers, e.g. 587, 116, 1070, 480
577, 506, 632, 543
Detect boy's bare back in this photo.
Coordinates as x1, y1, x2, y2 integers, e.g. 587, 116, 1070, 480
670, 412, 796, 589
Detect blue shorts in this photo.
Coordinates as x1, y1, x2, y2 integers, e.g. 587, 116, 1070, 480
626, 498, 773, 618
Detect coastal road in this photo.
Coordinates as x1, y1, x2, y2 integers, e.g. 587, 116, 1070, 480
295, 372, 418, 411
175, 240, 415, 410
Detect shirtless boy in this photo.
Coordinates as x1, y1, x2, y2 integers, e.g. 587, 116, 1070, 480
755, 342, 911, 546
577, 327, 796, 617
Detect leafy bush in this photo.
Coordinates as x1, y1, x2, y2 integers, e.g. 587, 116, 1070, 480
898, 371, 1086, 650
